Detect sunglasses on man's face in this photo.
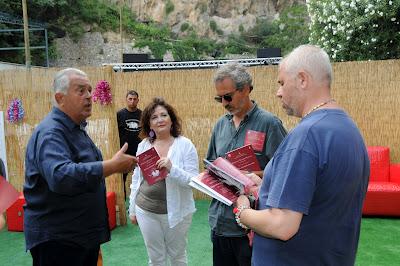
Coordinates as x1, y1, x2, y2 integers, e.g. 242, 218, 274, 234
214, 91, 237, 103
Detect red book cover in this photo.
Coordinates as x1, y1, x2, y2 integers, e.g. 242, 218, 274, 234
137, 147, 168, 185
0, 176, 20, 213
210, 157, 256, 189
226, 144, 261, 172
244, 130, 266, 152
190, 172, 238, 206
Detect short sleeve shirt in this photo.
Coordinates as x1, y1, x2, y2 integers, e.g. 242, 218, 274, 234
253, 109, 370, 266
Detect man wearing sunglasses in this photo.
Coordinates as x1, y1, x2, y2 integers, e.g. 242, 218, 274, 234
206, 62, 287, 266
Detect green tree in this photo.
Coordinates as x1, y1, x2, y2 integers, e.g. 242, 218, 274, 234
223, 35, 254, 55
307, 0, 400, 61
242, 19, 275, 45
263, 4, 310, 56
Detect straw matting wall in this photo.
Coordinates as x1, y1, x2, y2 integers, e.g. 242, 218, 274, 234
1, 60, 399, 224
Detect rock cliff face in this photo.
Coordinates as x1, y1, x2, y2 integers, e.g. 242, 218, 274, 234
132, 0, 303, 38
52, 0, 305, 66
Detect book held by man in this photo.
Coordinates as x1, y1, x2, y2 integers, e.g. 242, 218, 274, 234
190, 172, 238, 206
137, 147, 168, 185
225, 144, 261, 172
190, 157, 256, 206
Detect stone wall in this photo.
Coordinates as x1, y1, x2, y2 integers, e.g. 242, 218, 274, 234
52, 32, 151, 67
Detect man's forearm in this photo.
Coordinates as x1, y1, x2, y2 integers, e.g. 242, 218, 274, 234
239, 208, 302, 241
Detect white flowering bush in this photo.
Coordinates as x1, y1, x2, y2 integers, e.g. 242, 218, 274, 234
307, 0, 400, 61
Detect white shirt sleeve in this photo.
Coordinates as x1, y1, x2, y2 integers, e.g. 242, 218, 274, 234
168, 137, 199, 187
128, 140, 147, 217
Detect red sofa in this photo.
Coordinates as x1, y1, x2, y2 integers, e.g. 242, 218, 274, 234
362, 146, 400, 216
6, 191, 117, 231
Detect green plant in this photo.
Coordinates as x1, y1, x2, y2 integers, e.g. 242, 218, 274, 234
135, 39, 170, 59
165, 0, 175, 16
209, 20, 217, 32
180, 22, 190, 32
242, 19, 274, 45
67, 21, 86, 41
263, 4, 310, 55
48, 43, 59, 60
224, 35, 254, 55
238, 24, 244, 33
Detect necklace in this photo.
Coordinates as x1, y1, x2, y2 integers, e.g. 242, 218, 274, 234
303, 99, 335, 118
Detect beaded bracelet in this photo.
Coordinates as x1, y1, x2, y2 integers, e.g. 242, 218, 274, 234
233, 205, 250, 230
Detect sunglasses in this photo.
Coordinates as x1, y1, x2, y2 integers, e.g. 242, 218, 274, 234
214, 90, 237, 103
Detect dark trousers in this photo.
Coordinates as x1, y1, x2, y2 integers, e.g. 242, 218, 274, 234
122, 173, 128, 200
30, 240, 100, 266
211, 231, 252, 266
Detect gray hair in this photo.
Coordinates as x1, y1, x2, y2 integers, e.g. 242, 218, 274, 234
52, 68, 87, 106
280, 45, 333, 87
213, 62, 253, 91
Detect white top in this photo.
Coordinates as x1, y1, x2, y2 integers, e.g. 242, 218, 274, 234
129, 136, 199, 228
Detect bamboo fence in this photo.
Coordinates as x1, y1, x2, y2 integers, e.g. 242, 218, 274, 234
1, 59, 399, 224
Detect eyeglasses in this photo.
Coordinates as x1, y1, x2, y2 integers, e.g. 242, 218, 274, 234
214, 91, 237, 103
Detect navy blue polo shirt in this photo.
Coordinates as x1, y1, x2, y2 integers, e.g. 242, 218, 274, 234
253, 109, 370, 265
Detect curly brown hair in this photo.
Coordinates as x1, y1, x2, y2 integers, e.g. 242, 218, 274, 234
139, 97, 182, 141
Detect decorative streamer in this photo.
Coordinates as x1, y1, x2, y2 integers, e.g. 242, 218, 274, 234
6, 98, 25, 123
93, 80, 112, 105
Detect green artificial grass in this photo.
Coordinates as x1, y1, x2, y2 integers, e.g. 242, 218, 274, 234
100, 200, 212, 265
1, 200, 400, 265
356, 217, 400, 266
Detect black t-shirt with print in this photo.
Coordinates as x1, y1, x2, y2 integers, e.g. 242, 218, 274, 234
117, 108, 142, 156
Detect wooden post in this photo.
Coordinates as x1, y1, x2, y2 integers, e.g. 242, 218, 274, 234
22, 0, 31, 68
119, 0, 124, 63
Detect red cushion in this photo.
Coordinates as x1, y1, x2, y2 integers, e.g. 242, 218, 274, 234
6, 192, 118, 231
6, 192, 25, 232
390, 164, 400, 183
363, 182, 400, 216
367, 146, 390, 182
106, 192, 116, 230
367, 182, 400, 193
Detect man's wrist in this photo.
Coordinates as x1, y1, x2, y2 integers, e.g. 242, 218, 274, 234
233, 205, 250, 230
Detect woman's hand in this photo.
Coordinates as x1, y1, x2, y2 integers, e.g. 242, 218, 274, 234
157, 157, 172, 172
129, 215, 138, 225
